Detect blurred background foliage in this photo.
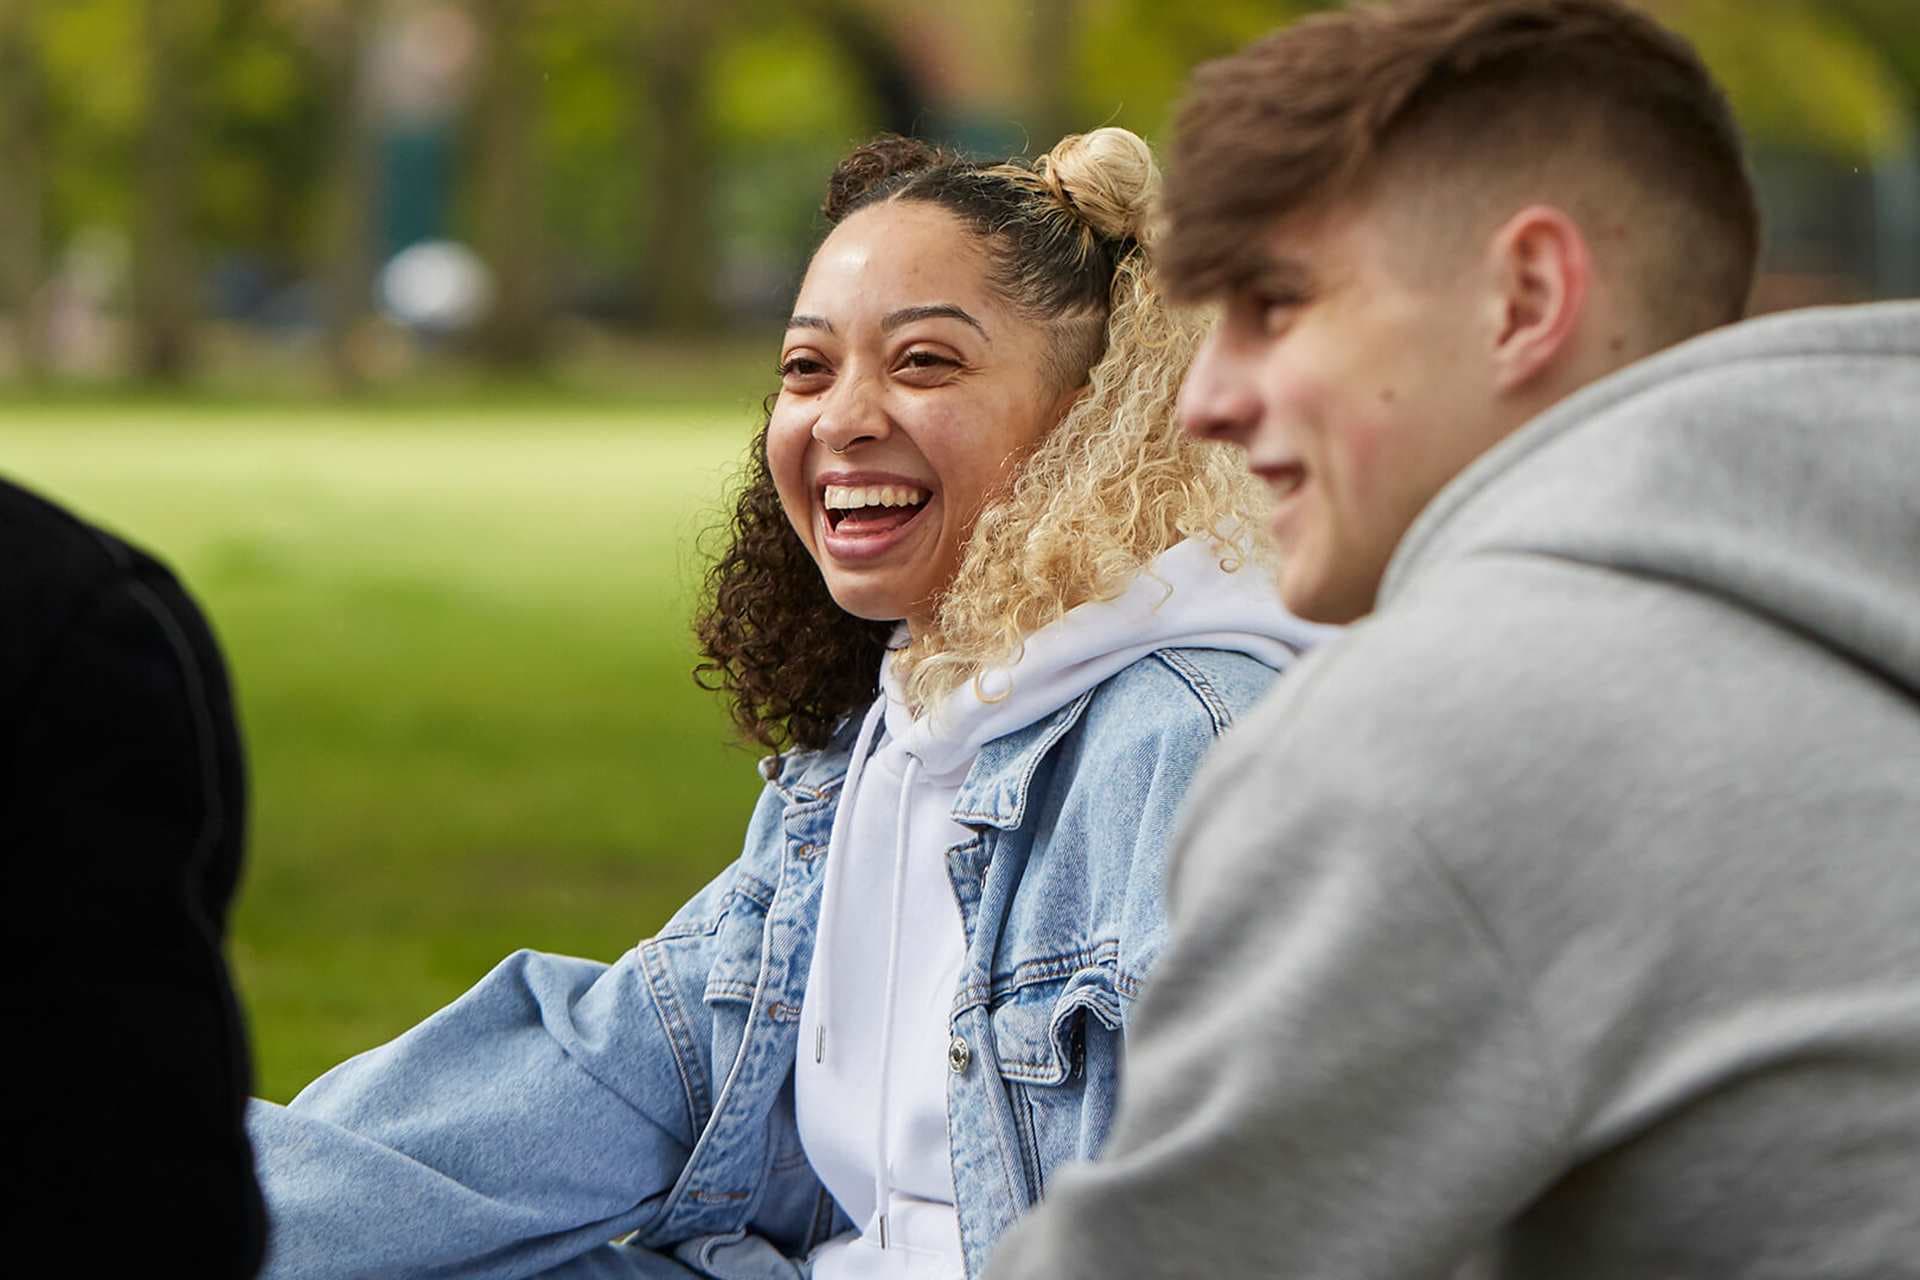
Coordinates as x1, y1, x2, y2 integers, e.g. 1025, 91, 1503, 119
1, 0, 1914, 390
0, 0, 1915, 1098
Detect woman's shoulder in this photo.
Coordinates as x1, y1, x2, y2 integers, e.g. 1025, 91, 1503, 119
1080, 646, 1285, 743
750, 712, 865, 800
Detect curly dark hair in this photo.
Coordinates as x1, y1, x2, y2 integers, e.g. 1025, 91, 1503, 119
694, 133, 1146, 755
693, 399, 896, 755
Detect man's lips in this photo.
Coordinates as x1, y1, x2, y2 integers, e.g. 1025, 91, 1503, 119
1251, 459, 1308, 499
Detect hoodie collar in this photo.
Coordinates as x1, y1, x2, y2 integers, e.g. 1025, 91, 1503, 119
758, 690, 1095, 832
882, 536, 1329, 778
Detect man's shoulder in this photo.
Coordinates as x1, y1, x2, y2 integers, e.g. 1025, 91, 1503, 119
0, 475, 162, 614
1229, 558, 1679, 800
1, 476, 137, 650
0, 476, 192, 705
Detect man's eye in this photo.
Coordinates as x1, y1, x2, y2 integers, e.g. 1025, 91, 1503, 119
1256, 296, 1304, 334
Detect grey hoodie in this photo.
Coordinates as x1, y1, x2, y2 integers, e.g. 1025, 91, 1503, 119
984, 301, 1920, 1280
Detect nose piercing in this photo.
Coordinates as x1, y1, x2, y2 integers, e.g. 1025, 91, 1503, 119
829, 443, 848, 455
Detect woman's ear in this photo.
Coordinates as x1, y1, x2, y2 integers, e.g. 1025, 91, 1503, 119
1050, 381, 1093, 425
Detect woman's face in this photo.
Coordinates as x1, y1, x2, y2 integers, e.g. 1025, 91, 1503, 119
769, 200, 1077, 630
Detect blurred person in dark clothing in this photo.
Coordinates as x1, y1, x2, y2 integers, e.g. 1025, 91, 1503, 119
0, 475, 265, 1274
988, 2, 1920, 1278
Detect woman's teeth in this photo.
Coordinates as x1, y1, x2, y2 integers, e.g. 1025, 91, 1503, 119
823, 484, 930, 510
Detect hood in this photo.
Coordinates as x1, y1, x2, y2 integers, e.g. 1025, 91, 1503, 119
1385, 300, 1920, 700
882, 535, 1334, 778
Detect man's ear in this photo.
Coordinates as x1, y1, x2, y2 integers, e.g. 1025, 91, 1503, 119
1485, 204, 1592, 393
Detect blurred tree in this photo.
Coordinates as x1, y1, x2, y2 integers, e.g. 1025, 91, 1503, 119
0, 2, 49, 376
1071, 0, 1320, 141
471, 0, 548, 367
1827, 0, 1920, 94
131, 0, 205, 381
636, 0, 721, 332
283, 0, 379, 389
1653, 0, 1909, 162
1025, 0, 1078, 153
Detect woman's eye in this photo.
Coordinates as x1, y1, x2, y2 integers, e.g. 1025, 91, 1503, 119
899, 350, 954, 373
779, 356, 827, 380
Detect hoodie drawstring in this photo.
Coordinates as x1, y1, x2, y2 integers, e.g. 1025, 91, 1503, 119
869, 753, 920, 1249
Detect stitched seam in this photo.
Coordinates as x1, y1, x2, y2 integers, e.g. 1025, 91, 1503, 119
639, 939, 710, 1136
660, 847, 793, 1233
643, 943, 709, 1126
1152, 649, 1234, 735
949, 691, 1094, 825
654, 875, 756, 942
952, 942, 1120, 1012
703, 978, 757, 1002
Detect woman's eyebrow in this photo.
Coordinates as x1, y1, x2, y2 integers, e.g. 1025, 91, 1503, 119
786, 314, 834, 334
882, 304, 990, 341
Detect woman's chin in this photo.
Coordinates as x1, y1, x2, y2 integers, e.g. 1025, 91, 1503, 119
821, 577, 917, 626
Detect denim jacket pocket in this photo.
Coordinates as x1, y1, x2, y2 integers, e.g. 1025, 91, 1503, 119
700, 872, 777, 1007
987, 959, 1125, 1200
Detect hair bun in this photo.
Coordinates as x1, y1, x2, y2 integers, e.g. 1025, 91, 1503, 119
1040, 127, 1161, 245
823, 134, 950, 223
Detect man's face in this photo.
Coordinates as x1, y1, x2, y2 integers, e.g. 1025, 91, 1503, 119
1178, 202, 1499, 624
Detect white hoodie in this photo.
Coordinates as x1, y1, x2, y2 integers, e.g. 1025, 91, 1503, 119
796, 538, 1331, 1279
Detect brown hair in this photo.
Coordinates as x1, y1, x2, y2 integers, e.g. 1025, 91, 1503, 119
1162, 0, 1760, 337
697, 129, 1237, 755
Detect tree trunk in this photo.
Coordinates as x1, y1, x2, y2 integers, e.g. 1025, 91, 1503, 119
0, 4, 47, 377
319, 0, 378, 391
132, 0, 198, 382
638, 0, 719, 331
471, 0, 546, 368
1026, 0, 1079, 153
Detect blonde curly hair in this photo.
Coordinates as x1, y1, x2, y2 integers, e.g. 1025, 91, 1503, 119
696, 128, 1271, 751
898, 129, 1269, 712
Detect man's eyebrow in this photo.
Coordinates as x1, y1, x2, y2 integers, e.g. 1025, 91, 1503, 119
786, 314, 834, 335
1235, 255, 1316, 299
882, 304, 990, 341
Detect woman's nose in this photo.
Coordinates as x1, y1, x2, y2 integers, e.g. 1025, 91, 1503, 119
812, 373, 892, 454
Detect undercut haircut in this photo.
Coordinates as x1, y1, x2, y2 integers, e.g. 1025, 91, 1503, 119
1163, 0, 1761, 340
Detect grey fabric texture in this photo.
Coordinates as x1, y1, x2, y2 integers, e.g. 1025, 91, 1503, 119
984, 301, 1920, 1280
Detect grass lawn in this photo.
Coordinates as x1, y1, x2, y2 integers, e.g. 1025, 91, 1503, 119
0, 397, 774, 1100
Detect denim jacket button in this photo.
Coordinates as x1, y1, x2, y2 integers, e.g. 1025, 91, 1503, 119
947, 1035, 971, 1074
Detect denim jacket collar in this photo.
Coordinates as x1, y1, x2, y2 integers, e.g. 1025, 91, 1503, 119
756, 691, 1097, 832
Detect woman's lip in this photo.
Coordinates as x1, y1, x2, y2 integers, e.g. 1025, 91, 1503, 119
814, 468, 936, 496
819, 494, 934, 563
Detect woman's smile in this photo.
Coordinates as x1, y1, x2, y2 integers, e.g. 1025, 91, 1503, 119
767, 200, 1069, 628
817, 470, 937, 563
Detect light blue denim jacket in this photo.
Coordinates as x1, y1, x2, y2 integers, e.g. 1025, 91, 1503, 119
249, 647, 1278, 1279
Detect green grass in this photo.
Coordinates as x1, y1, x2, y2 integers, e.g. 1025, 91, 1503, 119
0, 398, 773, 1100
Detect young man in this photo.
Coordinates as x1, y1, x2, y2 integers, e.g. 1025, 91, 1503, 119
987, 2, 1920, 1277
0, 476, 265, 1272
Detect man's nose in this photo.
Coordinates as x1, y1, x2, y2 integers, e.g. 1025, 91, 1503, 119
1177, 330, 1261, 447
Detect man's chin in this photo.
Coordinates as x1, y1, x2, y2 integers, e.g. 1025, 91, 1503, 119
1278, 562, 1377, 627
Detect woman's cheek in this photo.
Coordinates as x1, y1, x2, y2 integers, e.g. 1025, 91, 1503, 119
764, 417, 820, 556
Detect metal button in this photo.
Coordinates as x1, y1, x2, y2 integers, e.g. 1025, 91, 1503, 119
947, 1034, 971, 1074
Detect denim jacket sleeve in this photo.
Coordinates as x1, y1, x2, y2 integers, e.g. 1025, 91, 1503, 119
249, 785, 794, 1280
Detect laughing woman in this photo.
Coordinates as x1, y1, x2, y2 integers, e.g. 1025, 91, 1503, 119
249, 128, 1324, 1280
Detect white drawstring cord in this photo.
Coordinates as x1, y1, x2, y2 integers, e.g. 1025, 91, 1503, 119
869, 752, 920, 1249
